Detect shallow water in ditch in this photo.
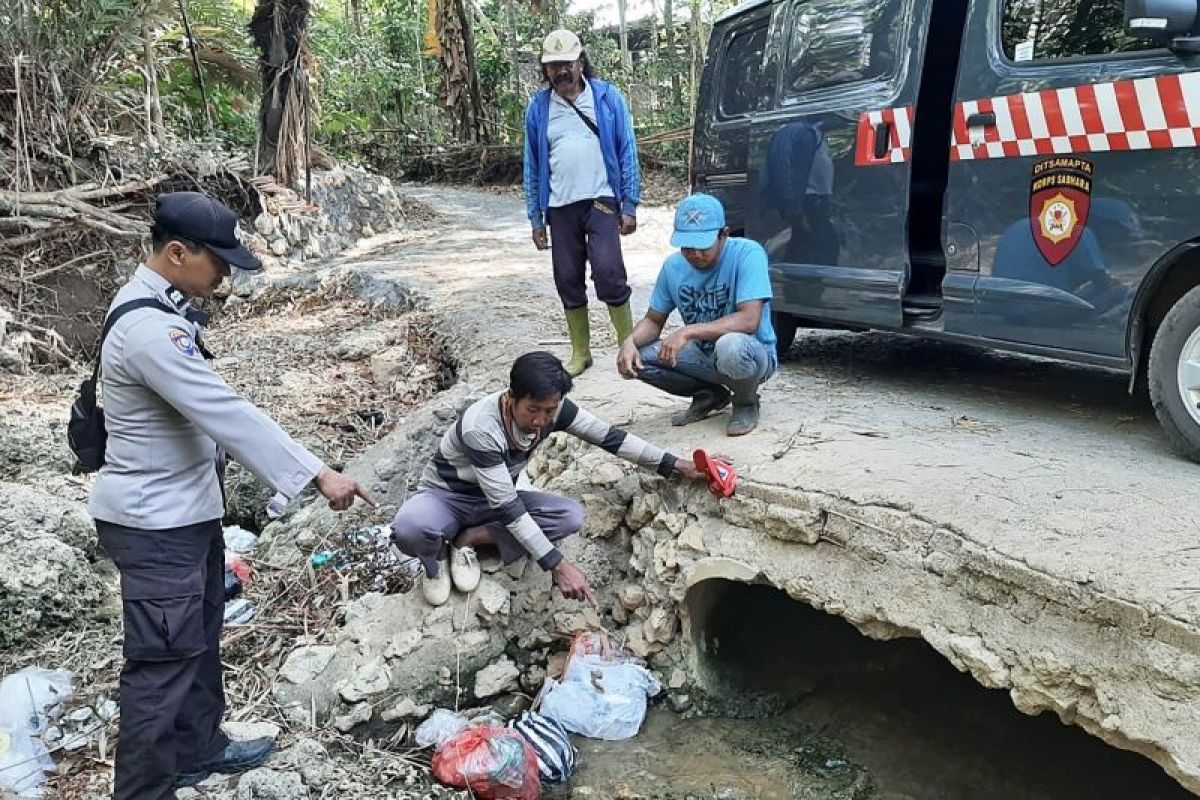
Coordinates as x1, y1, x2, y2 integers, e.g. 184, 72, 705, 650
549, 583, 1193, 800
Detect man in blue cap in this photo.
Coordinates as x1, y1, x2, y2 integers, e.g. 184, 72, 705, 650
89, 192, 375, 798
616, 194, 776, 436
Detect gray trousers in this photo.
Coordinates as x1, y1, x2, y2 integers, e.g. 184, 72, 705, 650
638, 332, 776, 404
391, 487, 583, 576
96, 519, 230, 800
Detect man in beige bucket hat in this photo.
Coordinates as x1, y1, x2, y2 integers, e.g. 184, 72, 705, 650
523, 29, 642, 377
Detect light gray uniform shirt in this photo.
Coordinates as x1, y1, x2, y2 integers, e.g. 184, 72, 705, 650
89, 266, 324, 530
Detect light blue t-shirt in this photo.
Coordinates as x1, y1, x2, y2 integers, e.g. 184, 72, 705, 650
649, 237, 776, 352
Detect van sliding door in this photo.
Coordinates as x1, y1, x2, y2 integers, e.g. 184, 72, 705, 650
749, 0, 921, 329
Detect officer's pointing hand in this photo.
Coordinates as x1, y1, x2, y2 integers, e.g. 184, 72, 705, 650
315, 467, 378, 511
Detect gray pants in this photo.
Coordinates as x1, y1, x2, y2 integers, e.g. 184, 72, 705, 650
638, 332, 776, 404
391, 487, 583, 576
96, 519, 230, 800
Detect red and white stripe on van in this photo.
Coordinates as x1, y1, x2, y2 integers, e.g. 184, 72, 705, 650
855, 73, 1200, 166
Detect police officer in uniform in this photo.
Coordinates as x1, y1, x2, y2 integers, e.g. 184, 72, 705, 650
89, 192, 375, 799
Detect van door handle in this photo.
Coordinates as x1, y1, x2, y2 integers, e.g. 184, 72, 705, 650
966, 112, 996, 128
873, 121, 892, 159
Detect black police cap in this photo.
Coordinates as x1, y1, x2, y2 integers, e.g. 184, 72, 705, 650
154, 192, 262, 272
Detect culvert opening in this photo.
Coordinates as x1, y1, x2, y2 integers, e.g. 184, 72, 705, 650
684, 579, 1192, 800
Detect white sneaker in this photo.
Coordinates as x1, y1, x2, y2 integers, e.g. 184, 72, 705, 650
449, 546, 481, 593
422, 560, 452, 606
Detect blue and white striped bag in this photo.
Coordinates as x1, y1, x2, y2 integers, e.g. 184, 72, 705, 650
508, 710, 577, 783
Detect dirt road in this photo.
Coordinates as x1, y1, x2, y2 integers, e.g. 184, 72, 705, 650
336, 185, 1200, 791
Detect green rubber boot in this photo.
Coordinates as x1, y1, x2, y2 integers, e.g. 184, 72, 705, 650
608, 302, 634, 347
564, 306, 593, 376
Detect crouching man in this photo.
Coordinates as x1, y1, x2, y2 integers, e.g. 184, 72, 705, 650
392, 351, 703, 605
617, 193, 777, 436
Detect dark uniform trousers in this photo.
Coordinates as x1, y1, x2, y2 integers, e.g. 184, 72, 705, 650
97, 519, 230, 800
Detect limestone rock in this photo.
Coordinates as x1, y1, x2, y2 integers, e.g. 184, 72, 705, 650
269, 238, 289, 257
617, 584, 647, 611
475, 577, 510, 622
644, 606, 678, 645
280, 647, 337, 685
677, 524, 707, 553
668, 669, 688, 690
474, 657, 521, 699
581, 493, 625, 539
381, 697, 431, 722
626, 493, 662, 531
384, 629, 423, 660
338, 658, 391, 703
334, 327, 392, 361
590, 462, 624, 487
333, 702, 373, 733
225, 721, 281, 742
0, 483, 109, 647
278, 738, 336, 789
235, 767, 309, 800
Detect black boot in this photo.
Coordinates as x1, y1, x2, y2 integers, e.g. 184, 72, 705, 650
175, 737, 275, 786
671, 387, 732, 426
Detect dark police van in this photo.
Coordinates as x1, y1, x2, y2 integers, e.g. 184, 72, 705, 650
692, 0, 1200, 460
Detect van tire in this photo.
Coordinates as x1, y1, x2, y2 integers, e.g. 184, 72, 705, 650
773, 311, 799, 360
1148, 284, 1200, 462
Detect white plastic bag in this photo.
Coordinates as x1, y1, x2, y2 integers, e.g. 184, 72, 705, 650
0, 669, 74, 796
415, 708, 469, 749
539, 656, 661, 741
223, 525, 259, 554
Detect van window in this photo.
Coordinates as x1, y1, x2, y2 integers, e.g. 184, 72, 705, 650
718, 25, 770, 118
782, 0, 906, 97
1001, 0, 1157, 61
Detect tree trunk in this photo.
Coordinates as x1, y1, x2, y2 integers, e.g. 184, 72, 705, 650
617, 0, 631, 71
350, 0, 363, 33
143, 20, 166, 143
250, 0, 312, 184
664, 0, 681, 109
507, 0, 521, 98
436, 0, 488, 143
177, 0, 214, 135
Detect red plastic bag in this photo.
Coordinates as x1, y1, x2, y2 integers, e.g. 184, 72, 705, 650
431, 726, 541, 799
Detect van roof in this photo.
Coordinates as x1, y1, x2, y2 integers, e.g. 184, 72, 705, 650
715, 0, 772, 24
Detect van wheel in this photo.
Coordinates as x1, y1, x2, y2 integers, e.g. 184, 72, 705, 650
1148, 284, 1200, 462
773, 311, 799, 360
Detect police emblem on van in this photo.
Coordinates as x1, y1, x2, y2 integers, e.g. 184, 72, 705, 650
1030, 157, 1092, 267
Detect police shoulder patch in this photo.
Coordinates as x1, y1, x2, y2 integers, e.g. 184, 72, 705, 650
168, 327, 200, 359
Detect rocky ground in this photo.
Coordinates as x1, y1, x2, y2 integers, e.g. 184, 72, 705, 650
3, 180, 1200, 800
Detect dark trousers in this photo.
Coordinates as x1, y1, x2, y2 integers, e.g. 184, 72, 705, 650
547, 197, 632, 309
97, 519, 229, 800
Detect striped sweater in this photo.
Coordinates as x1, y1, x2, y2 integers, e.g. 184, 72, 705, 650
420, 392, 678, 570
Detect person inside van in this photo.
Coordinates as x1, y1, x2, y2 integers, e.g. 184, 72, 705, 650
616, 194, 777, 436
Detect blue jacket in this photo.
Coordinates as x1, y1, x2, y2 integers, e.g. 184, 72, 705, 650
523, 78, 642, 230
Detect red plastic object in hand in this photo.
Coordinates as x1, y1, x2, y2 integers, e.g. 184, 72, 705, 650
224, 552, 253, 585
693, 449, 737, 498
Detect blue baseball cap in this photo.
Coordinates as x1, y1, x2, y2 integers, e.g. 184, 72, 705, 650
671, 193, 726, 250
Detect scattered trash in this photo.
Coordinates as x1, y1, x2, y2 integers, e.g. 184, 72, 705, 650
224, 598, 257, 626
224, 567, 243, 602
223, 525, 259, 554
540, 633, 661, 741
266, 492, 288, 520
415, 709, 470, 749
431, 726, 541, 799
0, 669, 73, 796
309, 525, 421, 597
226, 552, 253, 586
509, 710, 577, 784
